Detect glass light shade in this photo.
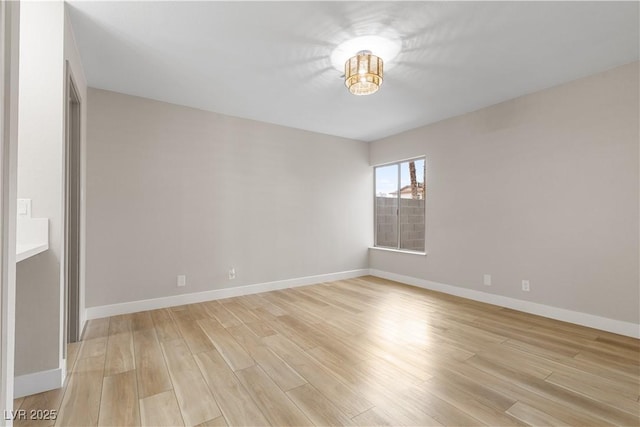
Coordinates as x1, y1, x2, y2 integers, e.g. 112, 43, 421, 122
344, 50, 383, 96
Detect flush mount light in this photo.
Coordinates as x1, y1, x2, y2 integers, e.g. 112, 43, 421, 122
331, 35, 400, 96
344, 50, 383, 96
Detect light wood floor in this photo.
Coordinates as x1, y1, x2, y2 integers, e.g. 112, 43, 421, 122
14, 276, 640, 426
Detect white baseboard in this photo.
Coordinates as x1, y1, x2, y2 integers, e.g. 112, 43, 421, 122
370, 269, 640, 339
14, 368, 63, 399
84, 267, 639, 338
85, 269, 369, 320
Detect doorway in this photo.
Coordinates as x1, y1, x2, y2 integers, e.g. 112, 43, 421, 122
64, 64, 81, 346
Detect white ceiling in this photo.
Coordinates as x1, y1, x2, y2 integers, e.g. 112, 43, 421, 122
67, 1, 639, 142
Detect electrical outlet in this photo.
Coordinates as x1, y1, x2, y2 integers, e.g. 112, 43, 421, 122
177, 275, 186, 287
522, 280, 530, 292
483, 274, 492, 286
228, 268, 236, 280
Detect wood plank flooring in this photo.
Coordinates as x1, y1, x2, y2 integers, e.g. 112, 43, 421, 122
14, 276, 640, 426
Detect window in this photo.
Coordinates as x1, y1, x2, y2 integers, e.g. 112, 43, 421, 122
374, 157, 425, 252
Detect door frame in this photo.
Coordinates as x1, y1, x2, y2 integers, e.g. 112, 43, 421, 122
62, 61, 82, 353
1, 1, 20, 423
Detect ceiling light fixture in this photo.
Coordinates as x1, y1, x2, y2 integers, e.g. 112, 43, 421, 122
331, 35, 400, 96
344, 50, 383, 96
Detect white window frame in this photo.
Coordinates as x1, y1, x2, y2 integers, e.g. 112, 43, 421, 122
373, 156, 426, 253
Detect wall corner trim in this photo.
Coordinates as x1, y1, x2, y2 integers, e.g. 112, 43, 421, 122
369, 269, 640, 339
85, 269, 370, 320
14, 368, 64, 399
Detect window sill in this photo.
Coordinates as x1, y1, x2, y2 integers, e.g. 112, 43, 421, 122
368, 246, 427, 256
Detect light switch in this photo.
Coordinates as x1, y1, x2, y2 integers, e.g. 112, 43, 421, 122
17, 199, 31, 217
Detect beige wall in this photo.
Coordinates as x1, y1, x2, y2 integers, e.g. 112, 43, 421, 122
15, 1, 87, 377
85, 89, 371, 308
85, 62, 637, 327
370, 61, 639, 324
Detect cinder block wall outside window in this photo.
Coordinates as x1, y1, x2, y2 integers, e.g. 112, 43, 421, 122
376, 197, 425, 251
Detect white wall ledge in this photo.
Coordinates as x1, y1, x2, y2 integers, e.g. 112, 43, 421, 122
16, 200, 49, 262
16, 242, 48, 262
